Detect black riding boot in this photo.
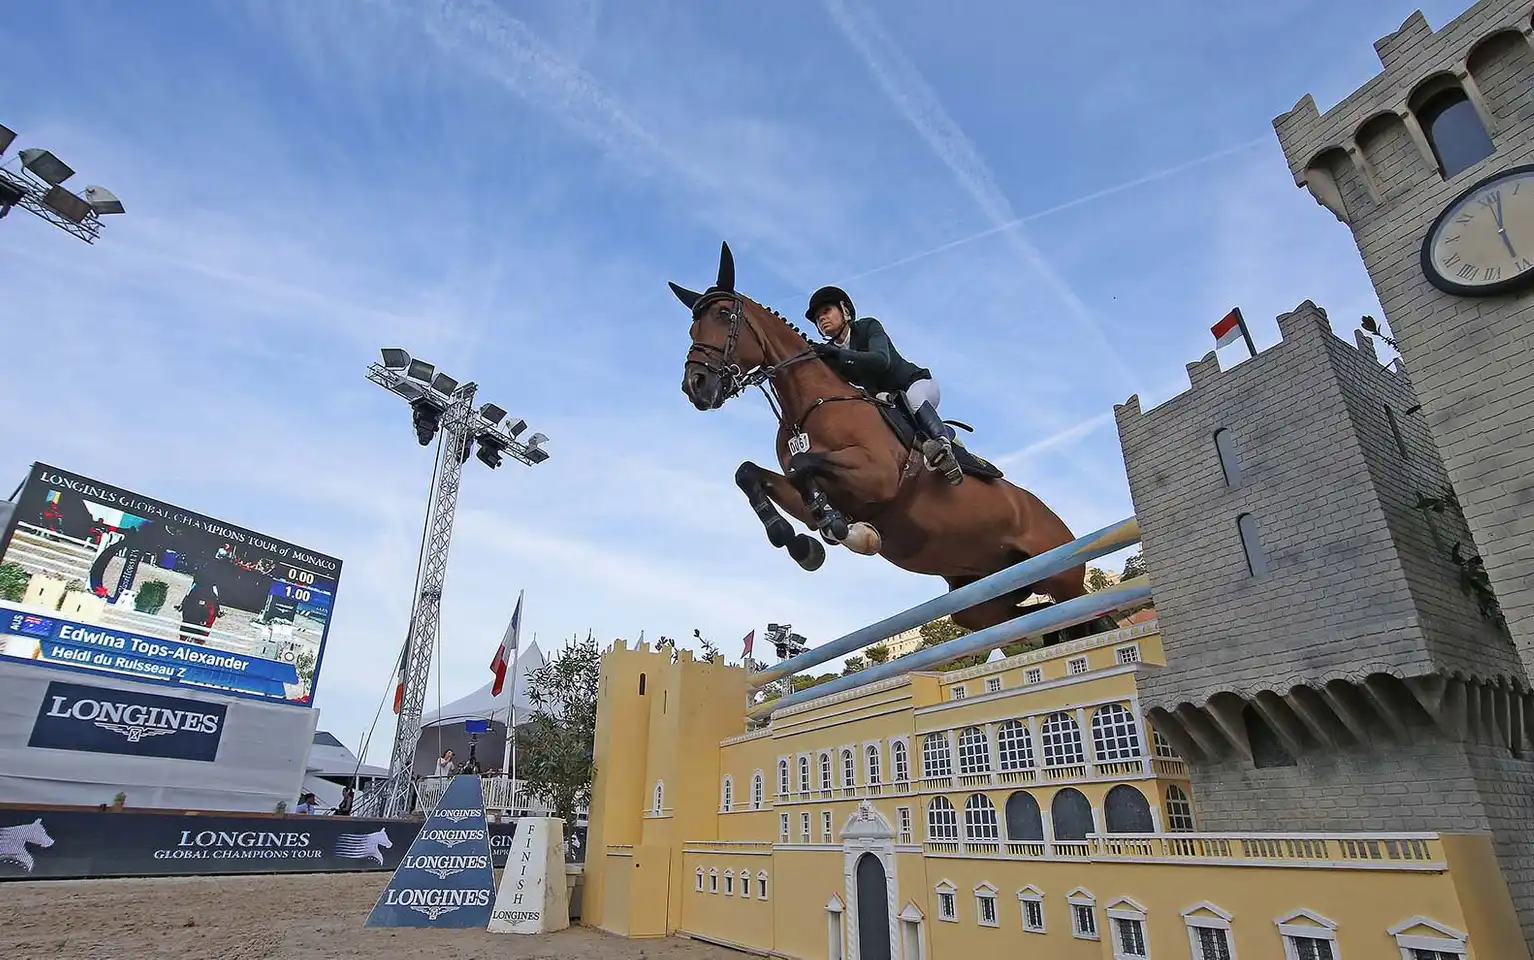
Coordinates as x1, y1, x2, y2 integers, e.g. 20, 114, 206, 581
914, 401, 962, 485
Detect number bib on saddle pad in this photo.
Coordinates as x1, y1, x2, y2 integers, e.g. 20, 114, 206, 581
787, 431, 812, 456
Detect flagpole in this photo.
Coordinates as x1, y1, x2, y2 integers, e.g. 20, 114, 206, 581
501, 592, 523, 804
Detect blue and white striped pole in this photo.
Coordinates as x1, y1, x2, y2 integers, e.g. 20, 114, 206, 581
747, 576, 1152, 720
748, 516, 1141, 689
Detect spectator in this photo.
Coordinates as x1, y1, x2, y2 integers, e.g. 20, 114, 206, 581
334, 785, 354, 816
295, 792, 317, 814
434, 749, 455, 778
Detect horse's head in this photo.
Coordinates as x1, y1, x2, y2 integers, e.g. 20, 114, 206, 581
27, 819, 53, 847
670, 242, 759, 410
372, 828, 392, 850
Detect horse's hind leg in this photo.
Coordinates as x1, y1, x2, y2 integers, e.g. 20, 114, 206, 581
735, 462, 825, 571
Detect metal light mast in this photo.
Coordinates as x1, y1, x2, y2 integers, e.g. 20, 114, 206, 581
0, 123, 126, 242
362, 348, 551, 818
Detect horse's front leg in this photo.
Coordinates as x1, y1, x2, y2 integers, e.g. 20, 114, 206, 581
784, 450, 889, 556
735, 462, 826, 571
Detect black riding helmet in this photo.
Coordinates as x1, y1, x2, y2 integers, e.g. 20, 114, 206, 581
806, 285, 855, 324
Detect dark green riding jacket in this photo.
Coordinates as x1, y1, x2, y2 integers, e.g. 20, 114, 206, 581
826, 317, 930, 395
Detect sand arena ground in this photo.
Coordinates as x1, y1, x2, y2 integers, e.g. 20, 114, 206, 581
1, 871, 738, 960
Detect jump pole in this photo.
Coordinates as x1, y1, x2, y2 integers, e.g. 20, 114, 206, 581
747, 576, 1152, 720
748, 516, 1141, 689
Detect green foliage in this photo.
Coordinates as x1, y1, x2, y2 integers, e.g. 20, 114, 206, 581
1414, 484, 1505, 627
865, 644, 890, 665
842, 656, 866, 676
1085, 566, 1114, 592
0, 562, 29, 603
1120, 553, 1146, 581
134, 579, 169, 615
515, 634, 601, 825
295, 650, 317, 683
790, 673, 838, 693
919, 617, 967, 647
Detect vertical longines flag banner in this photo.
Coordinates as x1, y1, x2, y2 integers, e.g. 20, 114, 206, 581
365, 775, 497, 927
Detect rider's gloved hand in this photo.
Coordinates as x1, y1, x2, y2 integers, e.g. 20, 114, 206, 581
811, 341, 843, 361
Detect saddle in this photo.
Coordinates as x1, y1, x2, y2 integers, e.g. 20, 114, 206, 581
874, 392, 1005, 482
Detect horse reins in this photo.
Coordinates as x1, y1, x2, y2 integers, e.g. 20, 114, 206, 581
685, 291, 885, 435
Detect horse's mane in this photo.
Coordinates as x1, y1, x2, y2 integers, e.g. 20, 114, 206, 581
743, 296, 812, 344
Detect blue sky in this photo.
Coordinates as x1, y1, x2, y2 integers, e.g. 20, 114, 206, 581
0, 0, 1457, 760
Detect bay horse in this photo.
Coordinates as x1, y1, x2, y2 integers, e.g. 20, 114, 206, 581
672, 242, 1102, 637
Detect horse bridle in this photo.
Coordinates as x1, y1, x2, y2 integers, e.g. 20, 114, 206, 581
686, 291, 815, 408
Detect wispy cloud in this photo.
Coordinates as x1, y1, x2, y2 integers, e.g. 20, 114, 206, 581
823, 0, 1132, 382
845, 137, 1271, 283
1, 0, 1402, 762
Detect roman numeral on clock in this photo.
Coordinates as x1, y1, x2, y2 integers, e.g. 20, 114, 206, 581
1457, 262, 1479, 280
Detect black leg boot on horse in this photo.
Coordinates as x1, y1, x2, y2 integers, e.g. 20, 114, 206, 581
914, 401, 963, 486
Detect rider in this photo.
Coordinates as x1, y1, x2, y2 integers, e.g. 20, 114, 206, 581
805, 285, 962, 485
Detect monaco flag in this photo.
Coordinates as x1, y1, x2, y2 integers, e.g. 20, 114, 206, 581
490, 590, 524, 697
1211, 307, 1247, 349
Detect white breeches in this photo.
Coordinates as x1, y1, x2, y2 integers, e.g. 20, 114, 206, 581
904, 377, 941, 412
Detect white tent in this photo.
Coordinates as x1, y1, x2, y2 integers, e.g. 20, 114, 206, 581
412, 641, 546, 776
419, 638, 546, 727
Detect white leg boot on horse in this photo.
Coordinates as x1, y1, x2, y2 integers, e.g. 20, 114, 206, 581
906, 379, 962, 486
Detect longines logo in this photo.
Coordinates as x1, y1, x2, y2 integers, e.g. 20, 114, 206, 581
47, 695, 221, 742
28, 681, 227, 761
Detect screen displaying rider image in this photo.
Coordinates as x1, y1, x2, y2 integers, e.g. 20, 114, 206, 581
0, 462, 343, 707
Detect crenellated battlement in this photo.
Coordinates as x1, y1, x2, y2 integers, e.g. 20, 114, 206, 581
1272, 3, 1530, 179
1114, 301, 1400, 432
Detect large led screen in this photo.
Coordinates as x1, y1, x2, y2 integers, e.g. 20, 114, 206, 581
0, 462, 341, 706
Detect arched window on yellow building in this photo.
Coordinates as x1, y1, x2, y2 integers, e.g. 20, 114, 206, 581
926, 797, 959, 842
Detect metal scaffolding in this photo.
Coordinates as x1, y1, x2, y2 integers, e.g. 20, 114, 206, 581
356, 351, 551, 818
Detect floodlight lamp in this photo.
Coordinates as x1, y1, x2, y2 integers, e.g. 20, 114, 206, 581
504, 417, 527, 438
387, 378, 426, 401
406, 358, 435, 383
83, 185, 124, 215
430, 372, 459, 396
527, 432, 549, 448
19, 148, 74, 186
479, 403, 506, 425
41, 185, 91, 224
0, 180, 22, 210
523, 446, 550, 464
380, 348, 411, 370
0, 125, 14, 156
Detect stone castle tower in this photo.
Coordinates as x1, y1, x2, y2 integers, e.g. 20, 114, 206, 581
1115, 300, 1534, 942
1272, 0, 1534, 671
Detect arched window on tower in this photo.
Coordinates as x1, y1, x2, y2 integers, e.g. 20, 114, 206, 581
1414, 80, 1495, 178
1238, 513, 1270, 577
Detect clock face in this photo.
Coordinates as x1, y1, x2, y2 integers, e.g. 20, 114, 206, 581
1422, 164, 1534, 296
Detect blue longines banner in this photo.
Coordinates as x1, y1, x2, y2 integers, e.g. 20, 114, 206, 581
2, 606, 299, 699
28, 680, 227, 762
0, 806, 424, 880
366, 775, 497, 927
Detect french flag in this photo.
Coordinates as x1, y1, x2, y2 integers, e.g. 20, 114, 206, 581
490, 590, 524, 697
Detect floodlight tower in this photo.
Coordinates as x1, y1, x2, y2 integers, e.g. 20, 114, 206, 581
0, 123, 125, 243
364, 347, 552, 818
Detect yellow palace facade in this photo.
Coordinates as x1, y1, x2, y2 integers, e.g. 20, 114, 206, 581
582, 621, 1522, 960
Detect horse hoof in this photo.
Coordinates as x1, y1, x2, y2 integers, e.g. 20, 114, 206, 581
765, 518, 794, 548
842, 522, 881, 556
789, 535, 826, 571
827, 516, 849, 542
